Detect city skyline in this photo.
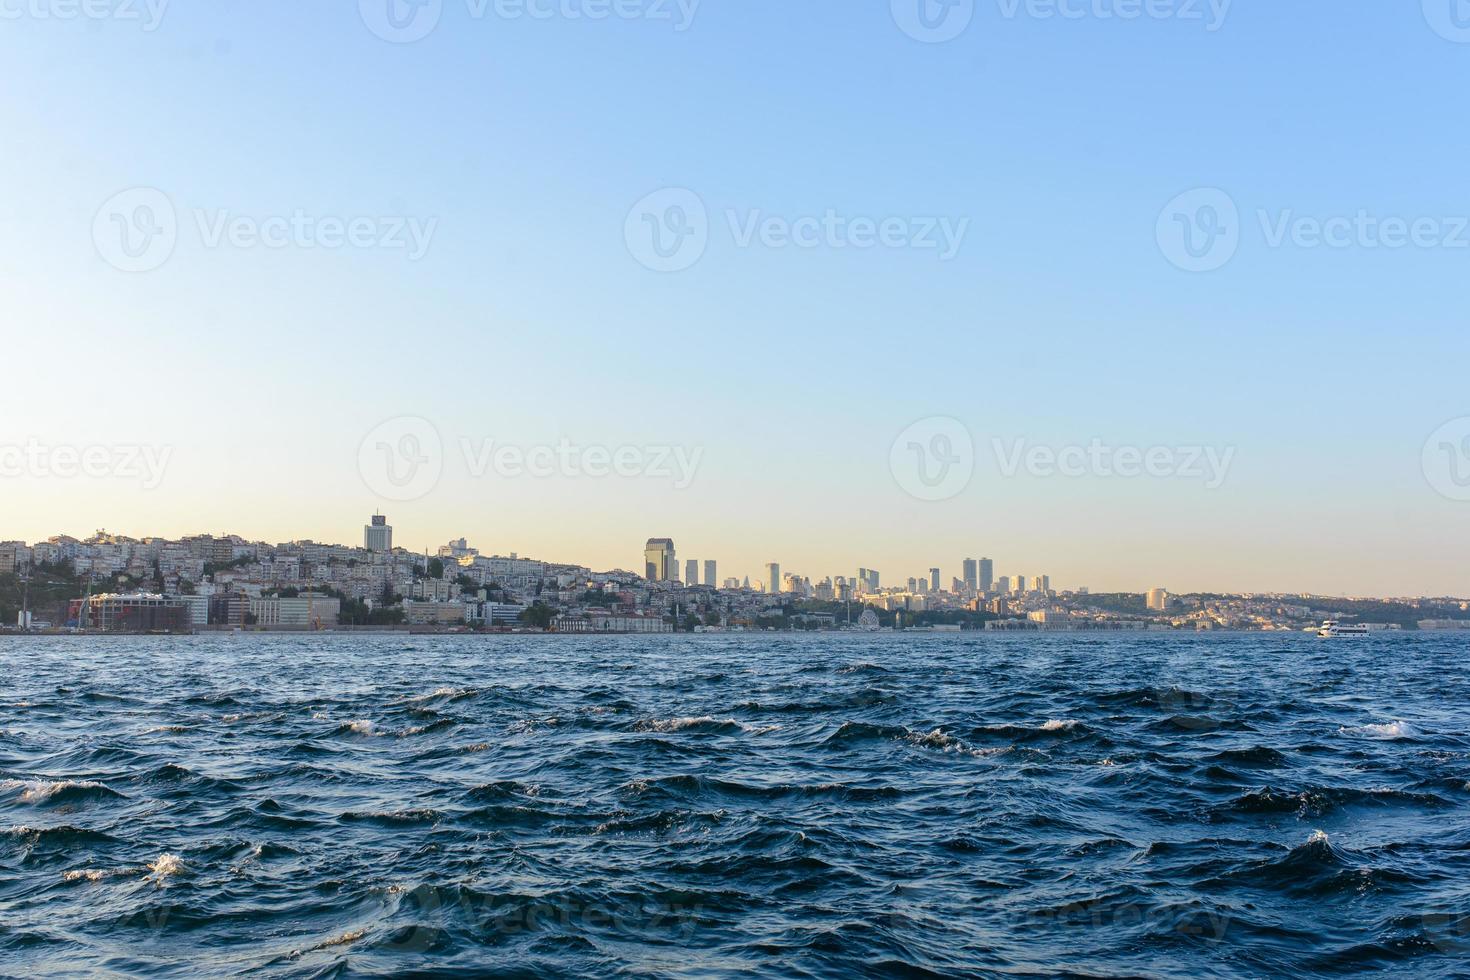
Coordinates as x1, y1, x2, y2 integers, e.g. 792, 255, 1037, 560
3, 518, 1465, 604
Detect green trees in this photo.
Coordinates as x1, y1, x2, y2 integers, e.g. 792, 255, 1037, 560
519, 602, 556, 629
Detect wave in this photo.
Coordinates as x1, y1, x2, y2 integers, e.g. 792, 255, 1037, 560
1339, 721, 1417, 740
399, 718, 458, 737
1218, 785, 1451, 819
0, 778, 125, 806
974, 719, 1093, 741
405, 686, 479, 703
340, 808, 444, 826
148, 853, 186, 879
1208, 746, 1288, 768
620, 774, 902, 803
1, 824, 119, 846
633, 716, 777, 735
460, 781, 541, 803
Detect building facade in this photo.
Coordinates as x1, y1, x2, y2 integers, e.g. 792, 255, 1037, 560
365, 515, 393, 553
644, 539, 676, 582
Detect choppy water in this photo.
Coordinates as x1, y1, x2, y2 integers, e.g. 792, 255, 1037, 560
2, 633, 1469, 978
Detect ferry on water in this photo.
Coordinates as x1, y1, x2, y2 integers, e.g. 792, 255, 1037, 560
1318, 620, 1370, 637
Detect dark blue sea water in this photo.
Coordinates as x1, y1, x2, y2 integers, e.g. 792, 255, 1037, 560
2, 633, 1469, 978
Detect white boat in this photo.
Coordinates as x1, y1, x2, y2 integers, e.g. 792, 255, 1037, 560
1318, 620, 1369, 637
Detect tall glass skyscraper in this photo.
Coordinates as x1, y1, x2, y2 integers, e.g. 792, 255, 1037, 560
644, 538, 675, 581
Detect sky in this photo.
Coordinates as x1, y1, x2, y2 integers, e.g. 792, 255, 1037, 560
1, 1, 1468, 597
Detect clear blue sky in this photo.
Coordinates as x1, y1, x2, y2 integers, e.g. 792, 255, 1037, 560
2, 2, 1467, 595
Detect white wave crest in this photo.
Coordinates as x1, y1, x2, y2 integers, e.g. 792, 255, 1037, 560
63, 869, 112, 882
1340, 721, 1414, 740
637, 716, 776, 734
148, 853, 185, 878
1, 779, 109, 803
905, 728, 1007, 759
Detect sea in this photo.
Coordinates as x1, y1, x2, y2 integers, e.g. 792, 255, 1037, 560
1, 632, 1468, 978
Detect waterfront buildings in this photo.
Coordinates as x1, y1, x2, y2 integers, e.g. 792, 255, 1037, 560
8, 526, 1465, 635
250, 594, 342, 627
67, 594, 192, 632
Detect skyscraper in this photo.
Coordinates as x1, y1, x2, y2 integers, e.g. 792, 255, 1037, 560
644, 538, 676, 582
685, 559, 699, 586
930, 568, 941, 593
979, 558, 994, 594
997, 576, 1011, 595
766, 562, 781, 594
704, 560, 717, 590
1147, 588, 1170, 611
364, 514, 392, 553
1015, 575, 1028, 594
962, 559, 978, 592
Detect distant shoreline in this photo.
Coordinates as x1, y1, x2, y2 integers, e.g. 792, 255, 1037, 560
0, 628, 1439, 639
